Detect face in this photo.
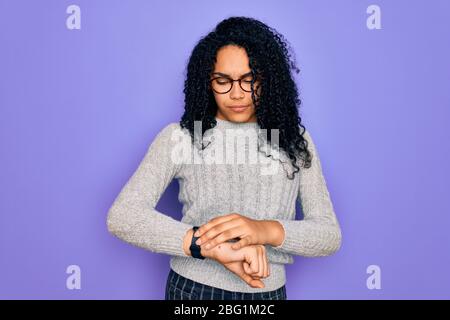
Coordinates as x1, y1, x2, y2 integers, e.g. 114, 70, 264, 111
210, 45, 261, 123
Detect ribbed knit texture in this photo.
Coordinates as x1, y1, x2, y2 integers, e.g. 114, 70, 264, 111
106, 117, 342, 293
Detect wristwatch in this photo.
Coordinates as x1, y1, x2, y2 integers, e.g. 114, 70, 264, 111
189, 226, 205, 259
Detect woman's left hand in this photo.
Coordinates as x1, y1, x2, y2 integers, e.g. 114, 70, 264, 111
194, 213, 269, 251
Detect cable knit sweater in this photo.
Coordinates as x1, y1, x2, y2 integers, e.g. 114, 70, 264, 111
106, 117, 342, 293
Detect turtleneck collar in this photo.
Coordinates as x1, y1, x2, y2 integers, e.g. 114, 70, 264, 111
214, 117, 259, 130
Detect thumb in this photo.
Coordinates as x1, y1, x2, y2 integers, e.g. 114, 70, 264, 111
250, 279, 265, 289
240, 271, 264, 289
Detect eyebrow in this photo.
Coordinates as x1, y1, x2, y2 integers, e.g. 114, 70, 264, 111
211, 71, 253, 78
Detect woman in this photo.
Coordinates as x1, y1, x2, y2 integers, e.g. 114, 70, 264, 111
106, 16, 342, 300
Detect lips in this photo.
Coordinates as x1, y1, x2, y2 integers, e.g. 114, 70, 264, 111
228, 105, 249, 112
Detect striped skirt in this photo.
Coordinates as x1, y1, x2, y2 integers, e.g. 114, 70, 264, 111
165, 268, 287, 300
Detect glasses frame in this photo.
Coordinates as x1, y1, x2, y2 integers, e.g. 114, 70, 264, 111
209, 72, 259, 94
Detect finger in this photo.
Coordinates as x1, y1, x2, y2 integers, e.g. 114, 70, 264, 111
244, 262, 261, 279
241, 272, 264, 288
243, 262, 251, 274
263, 249, 268, 278
231, 236, 251, 250
240, 266, 264, 288
206, 227, 241, 248
250, 246, 262, 277
249, 253, 259, 274
249, 279, 264, 288
200, 222, 242, 249
250, 246, 259, 276
194, 214, 238, 237
257, 246, 264, 277
249, 247, 261, 276
260, 246, 267, 278
196, 221, 241, 246
245, 250, 259, 275
250, 273, 265, 288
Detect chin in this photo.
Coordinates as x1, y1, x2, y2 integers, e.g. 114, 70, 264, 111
228, 115, 247, 122
224, 112, 255, 123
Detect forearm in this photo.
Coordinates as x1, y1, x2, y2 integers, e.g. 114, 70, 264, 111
107, 123, 195, 257
270, 218, 342, 257
107, 204, 194, 257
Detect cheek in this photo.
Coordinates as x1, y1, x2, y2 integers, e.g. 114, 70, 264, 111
214, 93, 228, 108
213, 92, 256, 109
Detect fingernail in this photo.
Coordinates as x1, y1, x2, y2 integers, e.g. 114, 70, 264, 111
195, 239, 201, 245
194, 232, 199, 237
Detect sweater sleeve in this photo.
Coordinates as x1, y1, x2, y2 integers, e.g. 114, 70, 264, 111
106, 123, 194, 257
265, 246, 294, 264
270, 129, 342, 257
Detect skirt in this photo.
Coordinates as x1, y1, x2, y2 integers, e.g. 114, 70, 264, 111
165, 268, 287, 300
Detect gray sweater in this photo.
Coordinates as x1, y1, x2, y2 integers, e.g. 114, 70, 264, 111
106, 117, 342, 293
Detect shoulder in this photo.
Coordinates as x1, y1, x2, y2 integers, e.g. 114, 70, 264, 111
155, 122, 189, 139
299, 127, 314, 149
296, 127, 320, 168
150, 122, 191, 151
158, 122, 180, 134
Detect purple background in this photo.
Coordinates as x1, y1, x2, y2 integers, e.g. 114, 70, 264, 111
1, 0, 449, 299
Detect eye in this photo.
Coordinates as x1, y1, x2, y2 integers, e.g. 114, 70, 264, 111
241, 75, 254, 83
215, 77, 230, 85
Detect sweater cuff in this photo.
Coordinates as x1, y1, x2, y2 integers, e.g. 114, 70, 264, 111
272, 218, 288, 250
155, 221, 194, 257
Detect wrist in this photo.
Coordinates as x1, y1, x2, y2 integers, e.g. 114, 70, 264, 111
183, 228, 194, 256
263, 220, 285, 247
200, 245, 216, 259
183, 227, 215, 259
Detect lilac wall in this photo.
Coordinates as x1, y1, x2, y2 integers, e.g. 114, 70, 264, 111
1, 0, 449, 299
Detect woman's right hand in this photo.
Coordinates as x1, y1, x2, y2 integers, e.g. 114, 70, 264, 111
202, 242, 270, 288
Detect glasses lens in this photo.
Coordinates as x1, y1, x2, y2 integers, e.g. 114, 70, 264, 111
210, 75, 257, 93
239, 75, 254, 92
211, 78, 232, 93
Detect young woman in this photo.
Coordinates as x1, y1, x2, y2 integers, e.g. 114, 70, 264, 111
107, 16, 342, 300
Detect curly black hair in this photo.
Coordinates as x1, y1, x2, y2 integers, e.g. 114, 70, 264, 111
180, 16, 312, 179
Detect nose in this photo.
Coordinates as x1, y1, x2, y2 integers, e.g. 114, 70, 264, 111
229, 80, 245, 99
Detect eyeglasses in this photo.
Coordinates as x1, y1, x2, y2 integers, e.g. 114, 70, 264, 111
209, 72, 260, 94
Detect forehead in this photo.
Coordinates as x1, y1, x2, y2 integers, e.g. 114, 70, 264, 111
213, 45, 251, 76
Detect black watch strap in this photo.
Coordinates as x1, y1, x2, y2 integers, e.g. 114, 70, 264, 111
190, 226, 205, 260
